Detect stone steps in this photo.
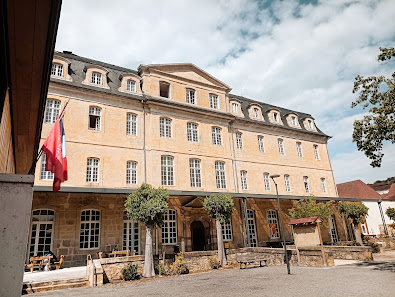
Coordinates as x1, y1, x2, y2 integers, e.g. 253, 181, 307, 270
22, 277, 88, 294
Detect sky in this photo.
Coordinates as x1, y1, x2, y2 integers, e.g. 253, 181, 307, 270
55, 0, 395, 184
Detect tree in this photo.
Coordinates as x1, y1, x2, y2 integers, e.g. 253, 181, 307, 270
338, 202, 369, 245
125, 183, 169, 277
351, 47, 395, 168
288, 198, 334, 223
386, 207, 395, 222
203, 193, 234, 266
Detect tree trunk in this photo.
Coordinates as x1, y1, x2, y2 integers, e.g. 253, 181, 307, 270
143, 225, 155, 277
353, 223, 364, 246
216, 220, 227, 266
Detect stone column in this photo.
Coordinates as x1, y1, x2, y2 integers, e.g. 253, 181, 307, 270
0, 174, 34, 297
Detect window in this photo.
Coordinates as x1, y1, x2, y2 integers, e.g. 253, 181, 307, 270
162, 209, 177, 244
40, 153, 54, 180
212, 127, 222, 146
284, 175, 291, 192
187, 122, 198, 142
91, 72, 102, 85
296, 142, 303, 158
160, 118, 172, 138
215, 161, 226, 189
236, 132, 243, 149
263, 173, 271, 191
232, 103, 238, 113
303, 176, 310, 193
321, 178, 327, 193
80, 210, 100, 249
329, 215, 338, 243
253, 108, 259, 118
185, 88, 196, 104
29, 209, 54, 257
307, 120, 313, 129
209, 94, 219, 109
291, 116, 297, 126
278, 139, 285, 155
313, 145, 320, 160
273, 112, 279, 122
89, 107, 101, 130
44, 99, 61, 124
189, 159, 202, 187
127, 79, 136, 92
240, 170, 248, 190
126, 113, 137, 136
247, 210, 257, 247
258, 136, 265, 152
126, 161, 137, 185
86, 158, 99, 183
123, 212, 139, 254
267, 210, 280, 239
51, 63, 63, 77
222, 220, 233, 241
161, 156, 174, 186
159, 81, 170, 98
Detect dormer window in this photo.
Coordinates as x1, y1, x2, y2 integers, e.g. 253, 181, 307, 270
304, 118, 316, 131
253, 108, 259, 118
159, 81, 171, 98
308, 120, 313, 129
91, 72, 102, 85
186, 88, 196, 104
232, 103, 238, 113
51, 55, 72, 81
51, 63, 63, 77
291, 116, 297, 126
127, 79, 136, 92
273, 112, 279, 122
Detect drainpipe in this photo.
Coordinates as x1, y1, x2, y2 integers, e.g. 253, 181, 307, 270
378, 200, 389, 236
139, 78, 147, 183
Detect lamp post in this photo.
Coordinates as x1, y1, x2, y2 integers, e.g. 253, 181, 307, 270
270, 174, 291, 275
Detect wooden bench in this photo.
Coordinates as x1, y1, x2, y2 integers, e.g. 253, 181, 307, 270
25, 256, 52, 272
237, 256, 268, 269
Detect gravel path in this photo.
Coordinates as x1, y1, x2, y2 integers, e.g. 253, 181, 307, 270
31, 261, 395, 297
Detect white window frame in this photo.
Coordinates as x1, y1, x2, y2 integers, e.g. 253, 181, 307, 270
264, 173, 271, 191
126, 113, 137, 136
89, 106, 101, 131
222, 220, 233, 241
232, 103, 238, 113
44, 99, 61, 124
329, 215, 338, 243
126, 79, 137, 92
291, 116, 297, 126
123, 212, 139, 254
185, 88, 196, 104
278, 138, 285, 155
215, 161, 226, 189
240, 170, 248, 190
296, 142, 303, 158
307, 120, 313, 129
313, 145, 320, 160
187, 122, 199, 142
247, 209, 257, 247
189, 159, 202, 188
160, 118, 172, 138
267, 210, 280, 239
29, 209, 55, 257
91, 72, 102, 85
209, 94, 219, 109
253, 108, 259, 118
321, 178, 327, 193
86, 158, 99, 183
304, 176, 310, 193
126, 161, 137, 185
40, 153, 54, 180
236, 132, 243, 149
51, 63, 63, 77
162, 209, 177, 245
161, 156, 174, 186
284, 175, 291, 192
212, 127, 222, 146
80, 210, 100, 250
258, 135, 265, 152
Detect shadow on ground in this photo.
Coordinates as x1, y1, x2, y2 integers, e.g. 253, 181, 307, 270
354, 261, 395, 272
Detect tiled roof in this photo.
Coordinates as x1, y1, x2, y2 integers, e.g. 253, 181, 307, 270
368, 182, 392, 193
384, 184, 395, 199
288, 216, 320, 225
337, 180, 382, 200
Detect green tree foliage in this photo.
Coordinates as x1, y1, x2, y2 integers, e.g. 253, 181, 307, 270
374, 176, 395, 184
288, 198, 334, 222
351, 47, 395, 168
338, 202, 369, 225
386, 207, 395, 222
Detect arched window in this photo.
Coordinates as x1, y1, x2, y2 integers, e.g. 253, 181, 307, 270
123, 212, 139, 254
44, 99, 61, 124
263, 173, 271, 191
162, 209, 177, 244
284, 175, 291, 192
29, 209, 55, 257
80, 210, 100, 249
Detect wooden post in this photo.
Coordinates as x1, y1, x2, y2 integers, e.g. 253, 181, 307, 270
317, 222, 327, 267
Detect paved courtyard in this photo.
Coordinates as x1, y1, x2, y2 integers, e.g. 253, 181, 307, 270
30, 260, 395, 297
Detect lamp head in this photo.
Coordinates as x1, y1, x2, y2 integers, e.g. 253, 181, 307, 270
270, 174, 280, 179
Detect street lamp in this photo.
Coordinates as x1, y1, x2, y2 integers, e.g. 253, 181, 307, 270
270, 174, 291, 275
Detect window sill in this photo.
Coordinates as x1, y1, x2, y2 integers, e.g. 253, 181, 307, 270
82, 81, 110, 90
51, 75, 72, 82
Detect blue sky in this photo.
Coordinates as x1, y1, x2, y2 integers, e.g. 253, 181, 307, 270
55, 0, 395, 184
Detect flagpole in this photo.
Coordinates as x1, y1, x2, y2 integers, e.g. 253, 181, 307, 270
27, 100, 70, 174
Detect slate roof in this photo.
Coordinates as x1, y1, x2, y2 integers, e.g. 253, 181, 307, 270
52, 51, 328, 137
288, 216, 320, 225
337, 180, 382, 200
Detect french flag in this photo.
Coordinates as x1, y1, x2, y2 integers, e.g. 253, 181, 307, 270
42, 115, 68, 192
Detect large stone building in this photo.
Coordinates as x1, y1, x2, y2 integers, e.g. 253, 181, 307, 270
32, 51, 348, 266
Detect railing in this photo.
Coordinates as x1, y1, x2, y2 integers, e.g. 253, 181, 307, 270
87, 254, 96, 286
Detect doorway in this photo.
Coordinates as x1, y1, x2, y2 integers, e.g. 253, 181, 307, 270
191, 221, 205, 251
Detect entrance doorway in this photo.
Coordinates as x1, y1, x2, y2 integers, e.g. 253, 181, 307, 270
191, 221, 205, 251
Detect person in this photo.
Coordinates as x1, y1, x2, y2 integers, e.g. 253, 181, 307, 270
43, 251, 57, 271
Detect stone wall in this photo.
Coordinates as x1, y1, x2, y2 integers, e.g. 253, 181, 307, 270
288, 245, 373, 261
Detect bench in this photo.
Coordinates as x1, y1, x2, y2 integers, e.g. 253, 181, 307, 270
25, 256, 52, 272
54, 255, 64, 270
237, 256, 268, 269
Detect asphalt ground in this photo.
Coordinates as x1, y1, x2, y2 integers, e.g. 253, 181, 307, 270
31, 260, 395, 297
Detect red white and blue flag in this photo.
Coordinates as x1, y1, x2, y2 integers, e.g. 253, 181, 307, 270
42, 115, 68, 192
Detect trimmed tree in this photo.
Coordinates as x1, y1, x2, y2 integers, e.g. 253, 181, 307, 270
288, 198, 334, 223
203, 193, 234, 266
338, 202, 369, 245
125, 183, 169, 277
386, 207, 395, 222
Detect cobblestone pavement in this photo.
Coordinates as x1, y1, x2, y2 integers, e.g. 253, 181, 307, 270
31, 261, 395, 297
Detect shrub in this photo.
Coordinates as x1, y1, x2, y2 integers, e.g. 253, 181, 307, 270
169, 252, 189, 275
209, 258, 221, 269
367, 239, 380, 253
121, 264, 140, 281
155, 262, 168, 276
346, 240, 361, 246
